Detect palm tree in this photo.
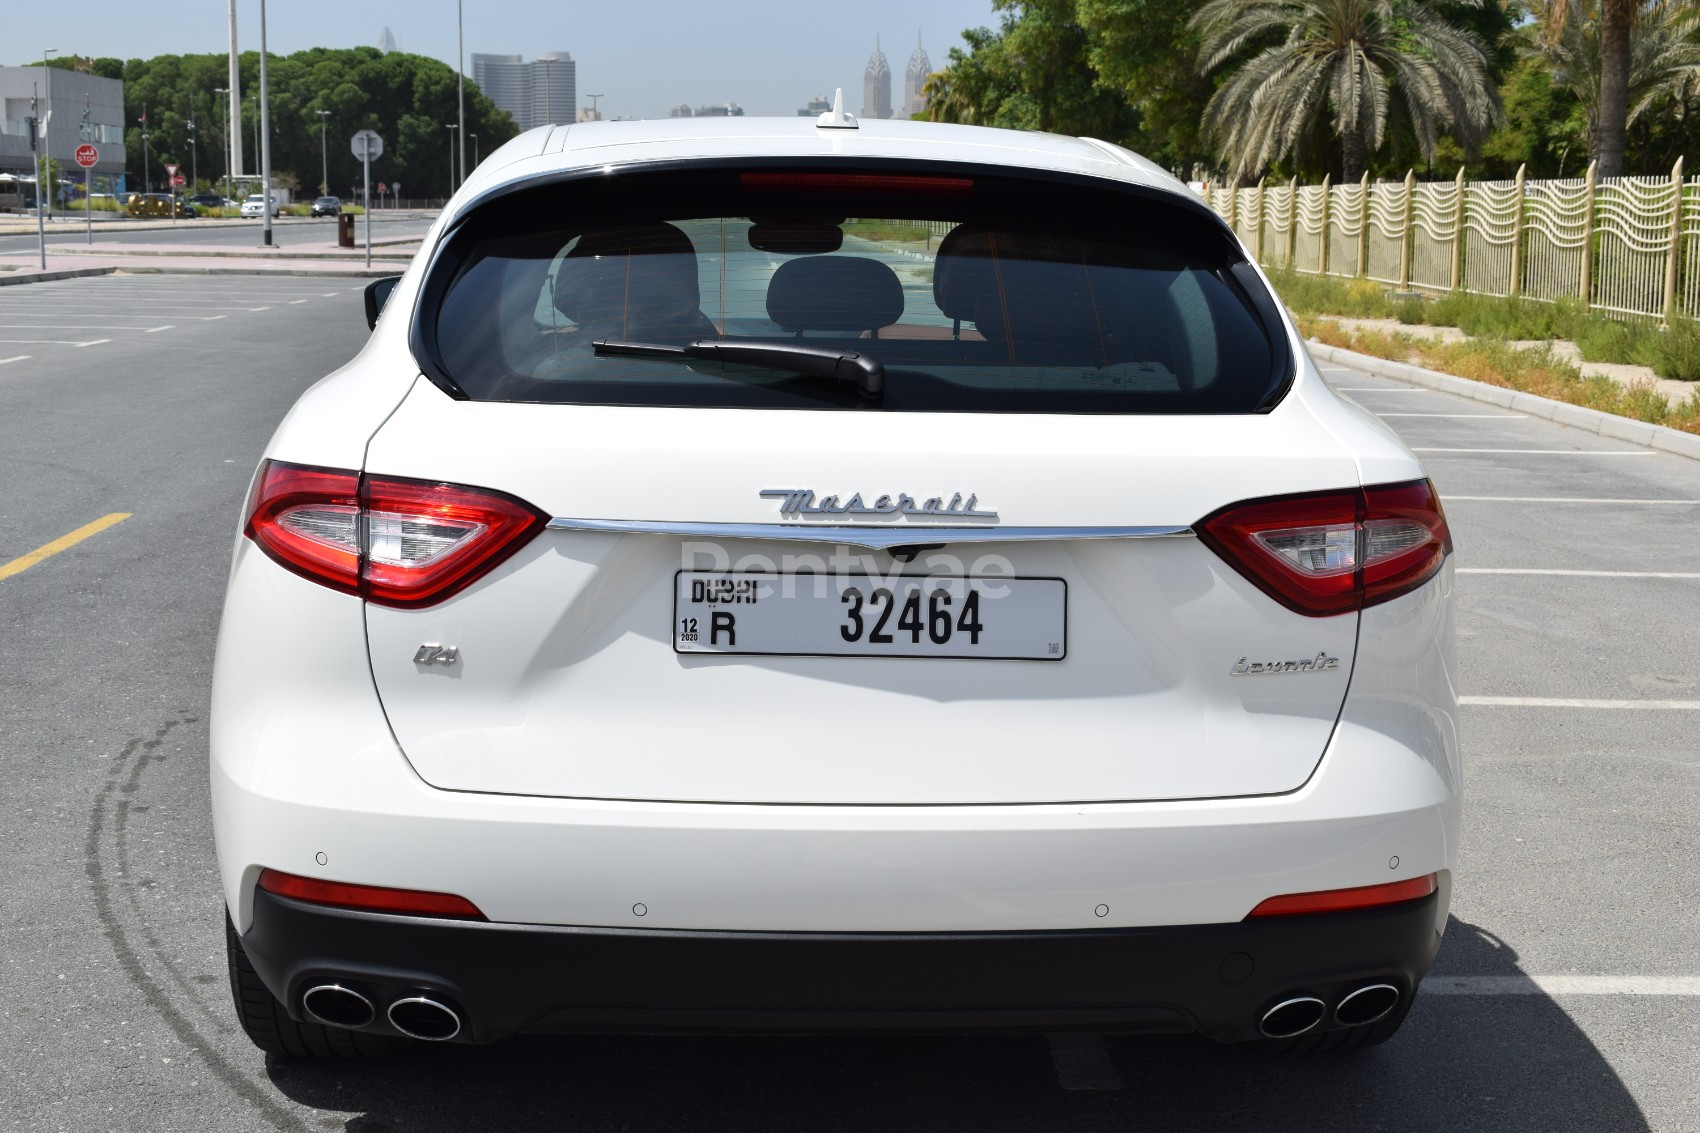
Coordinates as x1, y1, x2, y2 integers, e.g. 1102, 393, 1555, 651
1191, 0, 1504, 182
1525, 0, 1697, 176
1598, 0, 1633, 176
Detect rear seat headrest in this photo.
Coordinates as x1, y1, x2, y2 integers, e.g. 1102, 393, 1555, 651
553, 223, 702, 326
766, 256, 904, 335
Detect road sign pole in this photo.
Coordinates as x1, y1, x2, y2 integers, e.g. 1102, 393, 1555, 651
363, 150, 371, 268
86, 164, 91, 244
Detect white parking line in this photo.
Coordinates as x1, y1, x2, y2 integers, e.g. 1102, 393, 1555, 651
1376, 413, 1526, 418
0, 354, 29, 365
0, 338, 108, 346
1425, 976, 1700, 995
1334, 386, 1428, 392
1462, 696, 1700, 709
0, 324, 171, 333
1447, 496, 1700, 504
0, 309, 232, 321
1046, 1034, 1123, 1091
1458, 568, 1700, 579
1413, 448, 1654, 456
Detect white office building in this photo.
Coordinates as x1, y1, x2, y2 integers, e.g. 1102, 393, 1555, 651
471, 52, 577, 132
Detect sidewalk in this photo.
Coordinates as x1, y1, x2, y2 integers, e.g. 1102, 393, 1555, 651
0, 234, 423, 281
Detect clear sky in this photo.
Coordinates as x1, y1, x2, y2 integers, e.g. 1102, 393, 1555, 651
3, 1, 1002, 121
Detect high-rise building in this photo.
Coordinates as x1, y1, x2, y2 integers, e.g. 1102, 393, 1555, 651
861, 35, 891, 121
797, 94, 832, 117
378, 27, 397, 55
904, 32, 932, 118
668, 103, 694, 119
471, 52, 577, 132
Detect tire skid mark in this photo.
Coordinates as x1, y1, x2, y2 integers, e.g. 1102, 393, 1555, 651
85, 713, 310, 1132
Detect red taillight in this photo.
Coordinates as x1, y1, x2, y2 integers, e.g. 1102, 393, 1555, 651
244, 460, 548, 608
1245, 873, 1438, 918
258, 868, 486, 920
1196, 480, 1452, 617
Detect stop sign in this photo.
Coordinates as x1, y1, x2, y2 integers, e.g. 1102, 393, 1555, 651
74, 144, 99, 168
378, 182, 387, 194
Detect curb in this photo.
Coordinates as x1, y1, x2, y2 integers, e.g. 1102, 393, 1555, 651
111, 265, 401, 279
51, 246, 416, 262
1308, 341, 1700, 463
0, 266, 119, 287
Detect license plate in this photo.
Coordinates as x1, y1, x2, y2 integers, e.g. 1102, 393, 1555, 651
673, 572, 1066, 660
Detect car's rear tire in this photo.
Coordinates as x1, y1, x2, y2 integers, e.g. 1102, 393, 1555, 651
225, 913, 400, 1058
1244, 988, 1413, 1055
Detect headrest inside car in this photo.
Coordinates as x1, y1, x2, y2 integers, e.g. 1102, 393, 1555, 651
552, 223, 702, 327
765, 256, 904, 335
747, 218, 845, 255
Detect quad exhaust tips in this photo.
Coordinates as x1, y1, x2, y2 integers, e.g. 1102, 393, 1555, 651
301, 984, 376, 1029
1259, 995, 1327, 1038
387, 996, 462, 1041
1335, 982, 1400, 1027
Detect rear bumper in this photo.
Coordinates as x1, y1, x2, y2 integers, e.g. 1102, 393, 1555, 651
242, 883, 1446, 1043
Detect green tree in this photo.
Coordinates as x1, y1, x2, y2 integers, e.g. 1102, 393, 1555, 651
1191, 0, 1505, 183
923, 1, 1138, 142
1074, 0, 1217, 173
1521, 0, 1700, 175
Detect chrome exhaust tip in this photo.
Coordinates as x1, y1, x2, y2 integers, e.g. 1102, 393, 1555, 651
301, 984, 376, 1029
1259, 995, 1327, 1039
1335, 983, 1400, 1027
386, 996, 462, 1042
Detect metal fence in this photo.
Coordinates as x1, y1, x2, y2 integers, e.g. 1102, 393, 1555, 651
1206, 159, 1698, 322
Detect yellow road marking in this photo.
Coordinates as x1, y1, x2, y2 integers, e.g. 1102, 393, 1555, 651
0, 513, 131, 582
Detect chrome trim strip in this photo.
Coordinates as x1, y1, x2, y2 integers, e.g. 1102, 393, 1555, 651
546, 518, 1192, 550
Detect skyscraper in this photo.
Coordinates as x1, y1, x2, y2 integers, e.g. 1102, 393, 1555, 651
904, 32, 932, 118
377, 27, 397, 55
862, 35, 891, 122
471, 52, 577, 132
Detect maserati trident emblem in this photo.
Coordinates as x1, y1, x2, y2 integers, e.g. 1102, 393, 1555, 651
1230, 653, 1340, 676
761, 489, 998, 521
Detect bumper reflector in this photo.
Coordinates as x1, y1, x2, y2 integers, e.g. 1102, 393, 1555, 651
1245, 873, 1438, 919
258, 868, 486, 921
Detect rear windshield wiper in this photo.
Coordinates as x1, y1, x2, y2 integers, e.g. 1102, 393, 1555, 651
593, 339, 884, 403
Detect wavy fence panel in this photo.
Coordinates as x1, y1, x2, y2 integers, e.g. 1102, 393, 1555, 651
1326, 182, 1365, 278
1523, 177, 1590, 302
1262, 183, 1296, 270
1679, 179, 1700, 321
1365, 181, 1407, 285
1293, 185, 1326, 274
1234, 187, 1261, 247
1462, 180, 1519, 296
1593, 176, 1677, 318
1409, 180, 1461, 291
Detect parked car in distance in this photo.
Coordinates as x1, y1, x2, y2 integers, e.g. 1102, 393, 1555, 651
188, 192, 226, 211
241, 193, 282, 219
311, 195, 343, 217
214, 113, 1459, 1059
125, 192, 190, 218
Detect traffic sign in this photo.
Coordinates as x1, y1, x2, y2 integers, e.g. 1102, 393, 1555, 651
164, 162, 179, 178
74, 144, 99, 168
350, 130, 384, 161
377, 182, 387, 195
171, 175, 187, 187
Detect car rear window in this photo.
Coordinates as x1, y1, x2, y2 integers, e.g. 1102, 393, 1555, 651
419, 166, 1290, 413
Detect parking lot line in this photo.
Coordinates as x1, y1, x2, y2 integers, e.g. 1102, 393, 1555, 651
1446, 496, 1700, 504
0, 337, 109, 346
1424, 976, 1700, 995
1458, 568, 1700, 578
1413, 448, 1655, 455
1333, 386, 1428, 392
1462, 696, 1700, 709
0, 513, 131, 582
0, 354, 27, 366
0, 325, 172, 333
1376, 413, 1526, 418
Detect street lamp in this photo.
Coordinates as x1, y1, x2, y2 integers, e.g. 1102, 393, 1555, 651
316, 108, 331, 197
36, 47, 57, 270
470, 133, 479, 169
214, 87, 230, 203
456, 0, 466, 188
444, 123, 458, 199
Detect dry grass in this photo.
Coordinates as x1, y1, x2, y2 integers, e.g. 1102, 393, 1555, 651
1300, 315, 1700, 436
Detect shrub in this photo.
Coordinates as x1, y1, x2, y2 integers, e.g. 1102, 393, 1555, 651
1265, 268, 1395, 318
1636, 318, 1700, 382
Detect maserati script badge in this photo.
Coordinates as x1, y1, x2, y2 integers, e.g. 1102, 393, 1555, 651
761, 489, 998, 521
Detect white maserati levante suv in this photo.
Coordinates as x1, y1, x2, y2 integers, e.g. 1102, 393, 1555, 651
212, 111, 1458, 1057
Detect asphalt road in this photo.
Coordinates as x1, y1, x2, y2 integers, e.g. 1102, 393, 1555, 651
0, 276, 1696, 1131
0, 214, 434, 254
